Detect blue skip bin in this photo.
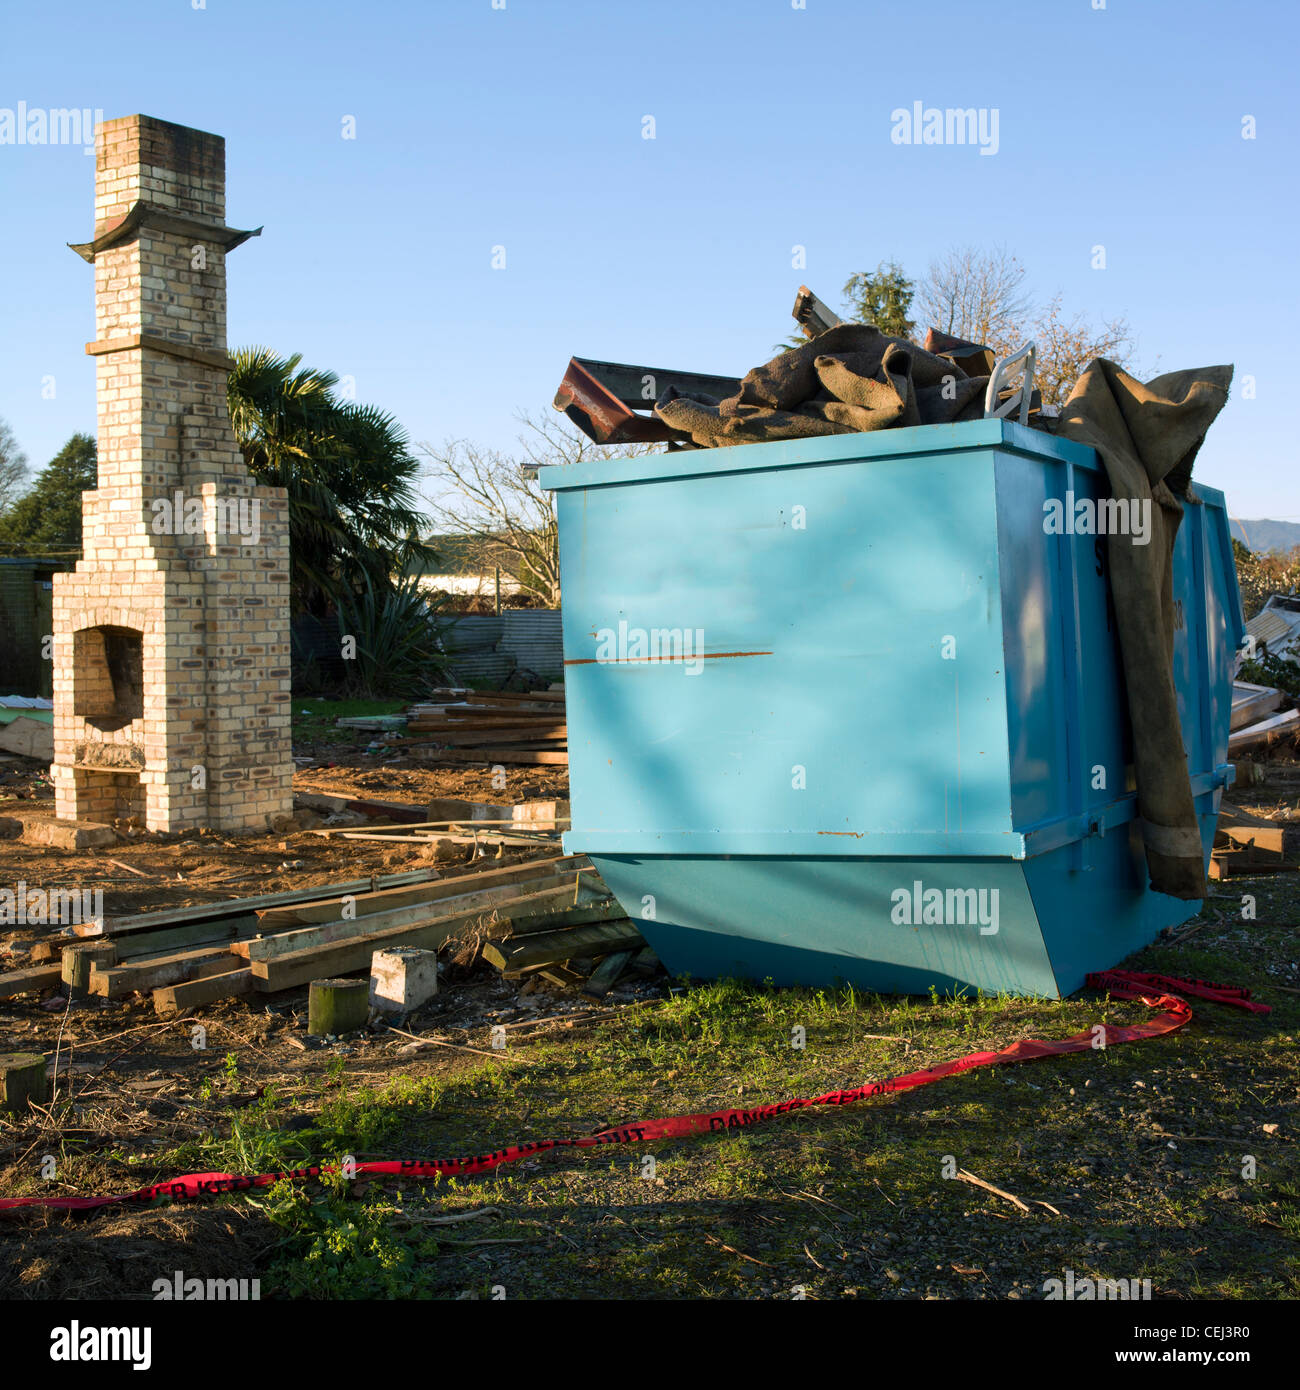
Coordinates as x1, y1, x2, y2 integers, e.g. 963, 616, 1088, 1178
540, 419, 1243, 998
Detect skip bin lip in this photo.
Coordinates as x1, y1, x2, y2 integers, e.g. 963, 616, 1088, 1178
540, 418, 1098, 493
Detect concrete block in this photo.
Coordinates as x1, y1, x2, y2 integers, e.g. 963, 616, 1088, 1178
18, 815, 118, 850
369, 947, 438, 1015
0, 717, 54, 761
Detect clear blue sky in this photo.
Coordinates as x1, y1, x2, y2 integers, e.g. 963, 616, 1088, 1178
1, 0, 1297, 519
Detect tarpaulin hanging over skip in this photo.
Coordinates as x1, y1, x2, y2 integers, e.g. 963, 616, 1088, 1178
1056, 361, 1234, 901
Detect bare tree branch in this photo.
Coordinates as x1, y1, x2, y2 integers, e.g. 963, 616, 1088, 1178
912, 245, 1136, 407
417, 411, 658, 607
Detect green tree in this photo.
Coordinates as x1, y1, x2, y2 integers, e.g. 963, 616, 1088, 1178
227, 348, 439, 615
0, 432, 96, 556
842, 260, 916, 338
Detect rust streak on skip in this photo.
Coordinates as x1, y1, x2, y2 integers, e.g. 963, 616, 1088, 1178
564, 651, 773, 666
817, 830, 865, 838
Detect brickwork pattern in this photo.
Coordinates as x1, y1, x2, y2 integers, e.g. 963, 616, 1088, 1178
52, 116, 292, 832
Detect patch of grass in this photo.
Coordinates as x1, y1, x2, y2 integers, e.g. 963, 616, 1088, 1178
294, 698, 407, 719
27, 874, 1297, 1302
253, 1176, 446, 1299
291, 698, 407, 747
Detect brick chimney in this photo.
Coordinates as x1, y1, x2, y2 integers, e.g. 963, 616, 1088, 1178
52, 115, 293, 833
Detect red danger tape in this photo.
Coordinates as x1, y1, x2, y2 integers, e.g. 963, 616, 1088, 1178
0, 970, 1268, 1215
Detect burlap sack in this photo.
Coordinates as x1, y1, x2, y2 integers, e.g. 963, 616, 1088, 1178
1056, 360, 1234, 900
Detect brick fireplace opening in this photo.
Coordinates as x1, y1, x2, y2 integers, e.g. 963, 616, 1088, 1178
52, 116, 294, 833
74, 625, 144, 733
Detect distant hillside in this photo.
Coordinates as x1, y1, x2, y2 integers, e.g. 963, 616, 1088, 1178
1230, 519, 1300, 555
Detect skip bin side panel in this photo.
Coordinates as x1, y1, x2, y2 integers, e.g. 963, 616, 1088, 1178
1023, 825, 1202, 996
593, 854, 1060, 998
994, 445, 1135, 843
555, 440, 1015, 856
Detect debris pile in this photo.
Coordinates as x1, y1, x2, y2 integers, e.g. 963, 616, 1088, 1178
1230, 678, 1299, 756
403, 687, 567, 767
0, 840, 651, 1016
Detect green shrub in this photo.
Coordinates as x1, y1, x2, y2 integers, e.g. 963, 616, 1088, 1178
334, 573, 453, 700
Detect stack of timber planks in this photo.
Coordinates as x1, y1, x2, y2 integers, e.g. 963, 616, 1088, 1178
479, 903, 657, 999
403, 687, 568, 766
1229, 680, 1297, 755
0, 856, 630, 1015
305, 797, 569, 847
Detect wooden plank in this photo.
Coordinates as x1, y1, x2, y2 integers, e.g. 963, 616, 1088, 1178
1209, 854, 1297, 880
62, 942, 116, 1000
482, 919, 644, 973
240, 900, 469, 962
307, 818, 571, 843
507, 898, 621, 935
465, 691, 564, 704
0, 964, 62, 999
408, 716, 565, 730
253, 855, 591, 930
153, 968, 254, 1015
80, 868, 442, 939
1231, 683, 1283, 732
336, 830, 559, 847
414, 749, 569, 766
536, 964, 585, 989
582, 949, 636, 999
1229, 708, 1300, 755
251, 884, 591, 992
409, 710, 566, 725
423, 831, 563, 845
1214, 804, 1285, 857
239, 871, 601, 962
293, 792, 426, 822
111, 915, 261, 961
90, 946, 240, 998
402, 724, 567, 746
629, 946, 662, 976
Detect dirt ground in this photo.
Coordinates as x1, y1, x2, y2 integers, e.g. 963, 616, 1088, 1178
0, 745, 1296, 1301
0, 743, 571, 921
0, 733, 646, 1297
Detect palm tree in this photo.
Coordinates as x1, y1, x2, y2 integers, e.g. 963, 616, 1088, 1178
227, 347, 439, 614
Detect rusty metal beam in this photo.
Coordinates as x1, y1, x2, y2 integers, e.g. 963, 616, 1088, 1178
553, 358, 678, 444
570, 358, 740, 408
923, 328, 996, 378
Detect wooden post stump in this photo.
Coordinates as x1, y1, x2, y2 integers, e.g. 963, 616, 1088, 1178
308, 978, 369, 1036
0, 1053, 49, 1112
61, 942, 117, 1001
